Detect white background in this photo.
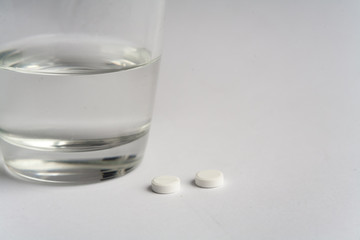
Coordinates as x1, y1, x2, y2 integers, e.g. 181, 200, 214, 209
1, 0, 360, 239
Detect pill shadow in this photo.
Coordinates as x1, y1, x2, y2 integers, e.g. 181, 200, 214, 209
190, 179, 197, 187
146, 185, 154, 193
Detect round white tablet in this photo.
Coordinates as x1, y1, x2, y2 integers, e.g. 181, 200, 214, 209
195, 169, 224, 188
151, 175, 180, 194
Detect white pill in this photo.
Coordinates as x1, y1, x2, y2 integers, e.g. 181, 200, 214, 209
195, 170, 224, 188
151, 175, 180, 194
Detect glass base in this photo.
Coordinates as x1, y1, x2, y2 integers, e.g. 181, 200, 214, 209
0, 134, 147, 184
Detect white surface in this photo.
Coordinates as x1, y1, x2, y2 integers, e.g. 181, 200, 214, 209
151, 175, 180, 194
195, 170, 224, 188
1, 0, 360, 239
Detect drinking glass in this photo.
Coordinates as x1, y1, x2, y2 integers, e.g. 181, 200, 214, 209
0, 0, 165, 183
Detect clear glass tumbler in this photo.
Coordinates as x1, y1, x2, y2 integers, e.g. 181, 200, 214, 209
0, 0, 165, 183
